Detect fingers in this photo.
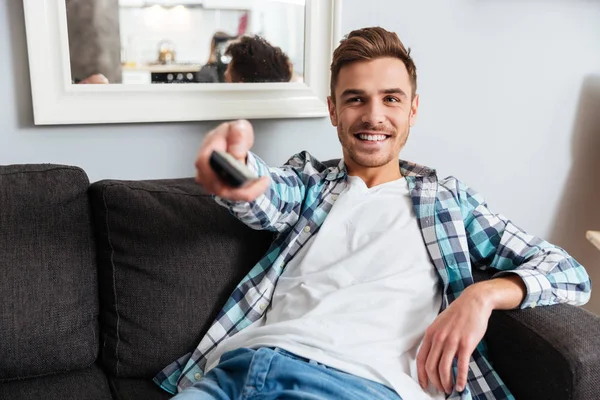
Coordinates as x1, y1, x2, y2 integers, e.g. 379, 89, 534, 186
226, 119, 254, 161
196, 122, 230, 172
213, 176, 271, 202
195, 169, 269, 202
439, 341, 459, 394
417, 294, 488, 395
416, 333, 431, 390
198, 122, 230, 156
424, 334, 444, 393
418, 328, 464, 395
194, 120, 267, 202
455, 344, 472, 392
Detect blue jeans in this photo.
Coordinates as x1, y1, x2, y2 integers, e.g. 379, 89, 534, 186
172, 347, 401, 399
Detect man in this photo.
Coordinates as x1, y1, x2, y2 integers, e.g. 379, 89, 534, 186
224, 35, 293, 83
155, 27, 591, 399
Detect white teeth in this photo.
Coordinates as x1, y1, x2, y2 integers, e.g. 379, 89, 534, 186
358, 134, 387, 141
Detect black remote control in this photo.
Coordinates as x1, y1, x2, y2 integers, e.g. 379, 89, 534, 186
209, 151, 259, 188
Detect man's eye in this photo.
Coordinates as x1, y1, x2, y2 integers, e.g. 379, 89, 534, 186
347, 97, 363, 103
385, 96, 400, 103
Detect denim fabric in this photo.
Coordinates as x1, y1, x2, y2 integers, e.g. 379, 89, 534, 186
172, 347, 401, 400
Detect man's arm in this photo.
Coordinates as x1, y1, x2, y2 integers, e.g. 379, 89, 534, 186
213, 151, 311, 232
461, 181, 591, 308
195, 120, 312, 233
417, 180, 591, 395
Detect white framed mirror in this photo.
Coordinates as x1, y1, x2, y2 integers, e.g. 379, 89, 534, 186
23, 0, 342, 125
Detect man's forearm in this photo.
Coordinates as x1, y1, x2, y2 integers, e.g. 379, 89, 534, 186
463, 275, 527, 311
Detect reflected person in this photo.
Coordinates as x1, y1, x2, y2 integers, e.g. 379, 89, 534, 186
224, 35, 292, 83
197, 31, 237, 83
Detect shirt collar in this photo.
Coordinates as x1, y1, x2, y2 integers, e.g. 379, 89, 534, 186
324, 159, 436, 181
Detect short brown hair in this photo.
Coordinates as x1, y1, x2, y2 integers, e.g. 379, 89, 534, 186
330, 27, 417, 101
225, 36, 292, 83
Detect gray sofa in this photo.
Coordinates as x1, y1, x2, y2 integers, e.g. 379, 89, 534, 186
0, 163, 599, 400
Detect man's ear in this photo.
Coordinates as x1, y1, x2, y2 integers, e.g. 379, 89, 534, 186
327, 96, 338, 127
409, 94, 420, 127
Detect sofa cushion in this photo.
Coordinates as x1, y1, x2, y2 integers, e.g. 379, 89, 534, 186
89, 178, 273, 379
0, 164, 98, 380
108, 377, 171, 400
0, 365, 112, 400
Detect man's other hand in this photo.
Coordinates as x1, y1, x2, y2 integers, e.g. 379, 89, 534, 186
194, 120, 270, 202
416, 276, 526, 395
416, 285, 492, 395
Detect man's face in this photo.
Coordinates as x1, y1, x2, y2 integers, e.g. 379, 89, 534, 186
328, 57, 419, 171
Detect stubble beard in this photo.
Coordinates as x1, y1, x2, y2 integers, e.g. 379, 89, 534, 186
337, 122, 410, 168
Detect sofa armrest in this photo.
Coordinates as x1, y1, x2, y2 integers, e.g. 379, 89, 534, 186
485, 303, 600, 400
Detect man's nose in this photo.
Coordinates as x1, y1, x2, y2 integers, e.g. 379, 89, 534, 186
361, 101, 386, 125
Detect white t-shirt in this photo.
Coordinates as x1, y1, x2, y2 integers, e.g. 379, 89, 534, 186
205, 175, 444, 399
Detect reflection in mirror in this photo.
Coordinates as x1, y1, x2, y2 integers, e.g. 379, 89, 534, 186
64, 0, 306, 85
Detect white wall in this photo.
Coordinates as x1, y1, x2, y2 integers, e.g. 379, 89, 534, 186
343, 0, 600, 313
119, 7, 243, 65
254, 1, 305, 73
2, 0, 600, 312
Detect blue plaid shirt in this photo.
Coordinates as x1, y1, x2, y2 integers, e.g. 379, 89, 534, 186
155, 151, 591, 399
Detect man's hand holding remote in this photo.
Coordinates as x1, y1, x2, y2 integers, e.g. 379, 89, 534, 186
195, 120, 270, 202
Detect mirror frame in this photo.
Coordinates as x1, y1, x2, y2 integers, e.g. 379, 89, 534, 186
23, 0, 342, 125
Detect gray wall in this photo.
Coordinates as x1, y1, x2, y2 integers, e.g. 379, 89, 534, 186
2, 0, 600, 312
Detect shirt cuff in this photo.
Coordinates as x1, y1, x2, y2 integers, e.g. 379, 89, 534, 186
245, 151, 261, 175
493, 269, 554, 309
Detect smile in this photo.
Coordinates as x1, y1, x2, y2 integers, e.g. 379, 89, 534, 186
354, 133, 390, 142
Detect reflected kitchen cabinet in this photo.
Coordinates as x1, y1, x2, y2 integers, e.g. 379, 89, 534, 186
122, 64, 202, 84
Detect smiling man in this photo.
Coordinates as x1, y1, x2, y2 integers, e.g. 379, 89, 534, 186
155, 27, 591, 400
331, 58, 415, 187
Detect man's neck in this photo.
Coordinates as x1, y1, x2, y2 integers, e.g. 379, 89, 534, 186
345, 159, 403, 188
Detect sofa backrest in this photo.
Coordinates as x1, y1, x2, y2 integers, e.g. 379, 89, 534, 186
88, 178, 273, 379
0, 165, 98, 381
